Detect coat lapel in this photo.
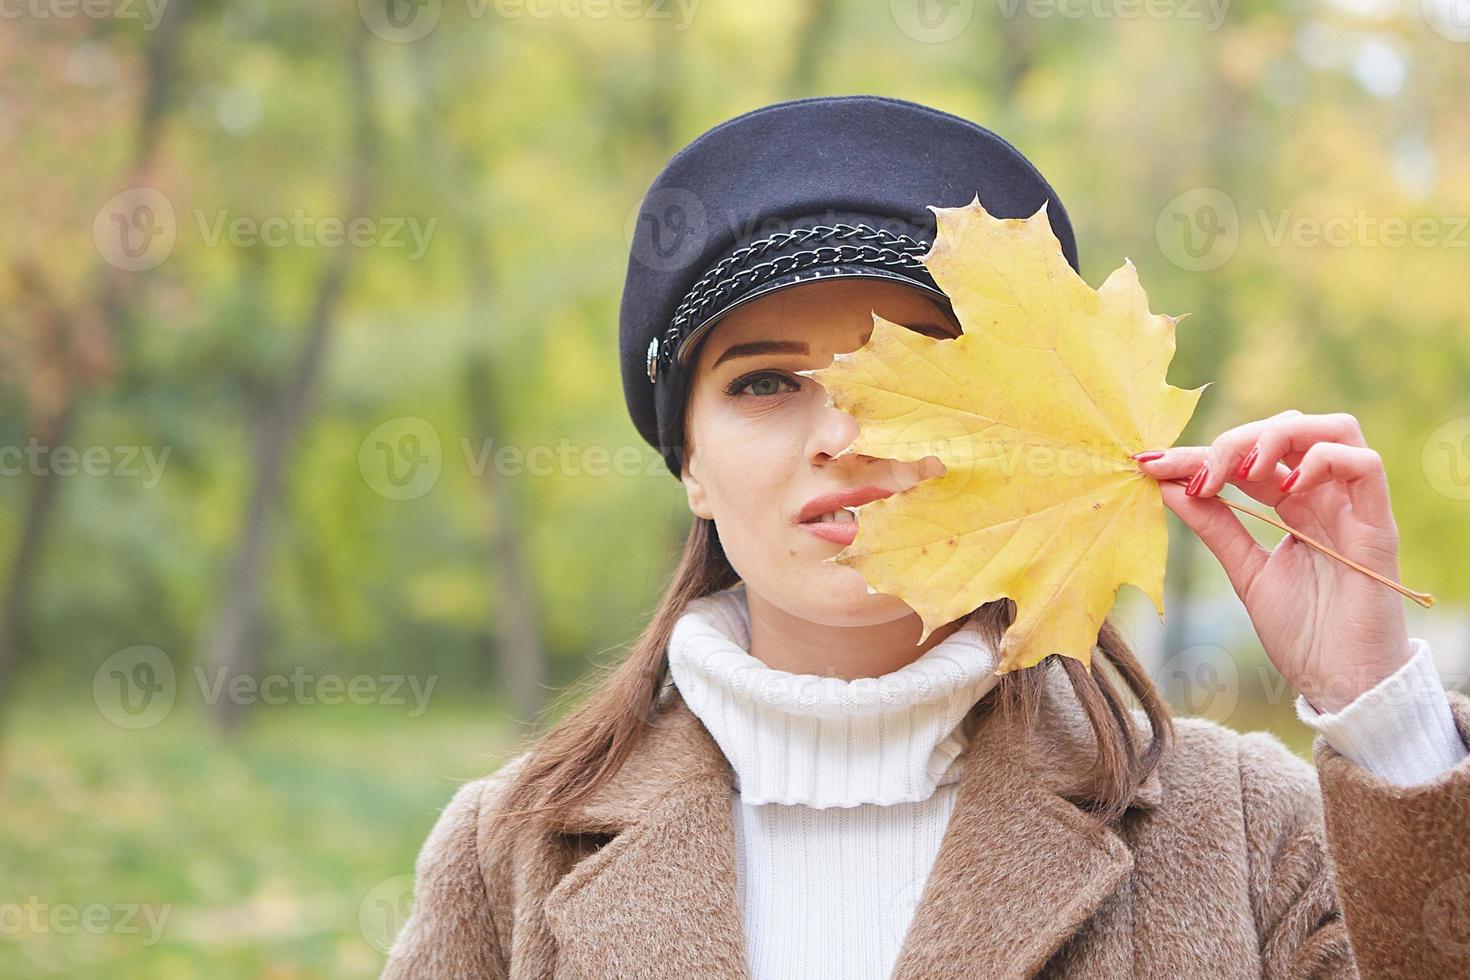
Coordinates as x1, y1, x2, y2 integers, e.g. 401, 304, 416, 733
888, 677, 1162, 979
541, 690, 750, 979
542, 671, 1162, 979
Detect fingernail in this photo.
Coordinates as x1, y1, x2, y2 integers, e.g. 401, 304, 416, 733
1236, 446, 1258, 480
1280, 468, 1301, 493
1186, 462, 1209, 496
1132, 451, 1165, 463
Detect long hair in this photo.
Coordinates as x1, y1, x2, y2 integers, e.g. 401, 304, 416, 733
482, 515, 1175, 844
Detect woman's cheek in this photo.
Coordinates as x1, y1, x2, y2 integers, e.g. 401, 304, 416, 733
705, 397, 808, 515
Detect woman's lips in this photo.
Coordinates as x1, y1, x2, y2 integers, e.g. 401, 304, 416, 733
801, 518, 858, 546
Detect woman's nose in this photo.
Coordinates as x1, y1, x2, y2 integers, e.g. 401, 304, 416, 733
807, 396, 946, 487
807, 397, 861, 462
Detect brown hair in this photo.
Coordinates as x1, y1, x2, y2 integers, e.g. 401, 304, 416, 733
483, 515, 1174, 844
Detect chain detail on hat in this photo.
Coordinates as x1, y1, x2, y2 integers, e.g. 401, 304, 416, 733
647, 223, 933, 384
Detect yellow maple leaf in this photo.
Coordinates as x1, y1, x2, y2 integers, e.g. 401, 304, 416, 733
795, 196, 1208, 673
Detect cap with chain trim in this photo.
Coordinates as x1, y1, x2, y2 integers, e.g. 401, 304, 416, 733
619, 94, 1080, 479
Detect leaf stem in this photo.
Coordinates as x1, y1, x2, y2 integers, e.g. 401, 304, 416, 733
1161, 478, 1435, 609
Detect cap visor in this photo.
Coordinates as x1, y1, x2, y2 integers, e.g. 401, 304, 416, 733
674, 264, 952, 368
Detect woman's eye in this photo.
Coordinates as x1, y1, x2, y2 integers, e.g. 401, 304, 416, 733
724, 371, 801, 398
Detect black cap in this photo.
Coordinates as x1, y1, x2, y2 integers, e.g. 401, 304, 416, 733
619, 94, 1080, 479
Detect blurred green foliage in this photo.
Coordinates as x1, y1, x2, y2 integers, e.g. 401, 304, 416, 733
0, 691, 517, 977
2, 0, 1468, 975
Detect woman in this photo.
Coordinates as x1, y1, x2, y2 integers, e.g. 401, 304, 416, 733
382, 96, 1470, 979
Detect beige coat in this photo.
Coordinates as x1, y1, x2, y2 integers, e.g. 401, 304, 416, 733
381, 662, 1470, 979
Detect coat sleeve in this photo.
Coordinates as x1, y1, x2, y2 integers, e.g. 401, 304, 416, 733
1312, 688, 1470, 978
1237, 690, 1470, 979
381, 754, 529, 980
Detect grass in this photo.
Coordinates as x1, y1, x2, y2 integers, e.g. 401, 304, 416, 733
0, 694, 519, 979
0, 678, 1318, 979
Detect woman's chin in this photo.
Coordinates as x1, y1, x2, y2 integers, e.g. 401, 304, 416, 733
813, 561, 904, 608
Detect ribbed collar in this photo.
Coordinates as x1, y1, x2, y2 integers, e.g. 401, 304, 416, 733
665, 582, 1002, 809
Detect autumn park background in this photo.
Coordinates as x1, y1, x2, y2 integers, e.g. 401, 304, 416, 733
3, 0, 1469, 976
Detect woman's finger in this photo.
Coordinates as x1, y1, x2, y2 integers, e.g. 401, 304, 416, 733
1238, 412, 1369, 484
1277, 441, 1397, 530
1137, 411, 1369, 500
1137, 445, 1296, 509
1156, 477, 1272, 601
1207, 412, 1369, 498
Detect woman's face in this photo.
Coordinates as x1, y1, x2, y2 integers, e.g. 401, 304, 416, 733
681, 277, 961, 628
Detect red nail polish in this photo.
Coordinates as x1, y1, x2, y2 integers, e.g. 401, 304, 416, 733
1280, 468, 1301, 493
1236, 446, 1258, 480
1132, 451, 1165, 463
1186, 462, 1208, 496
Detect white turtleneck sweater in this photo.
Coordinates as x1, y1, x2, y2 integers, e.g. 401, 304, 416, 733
665, 582, 1467, 980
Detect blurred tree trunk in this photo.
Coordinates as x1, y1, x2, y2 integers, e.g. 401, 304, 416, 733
786, 0, 837, 94
0, 393, 74, 710
995, 11, 1037, 99
0, 0, 190, 724
464, 356, 548, 731
200, 27, 379, 734
408, 40, 552, 730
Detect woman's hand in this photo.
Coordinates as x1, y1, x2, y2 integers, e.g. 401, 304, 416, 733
1132, 410, 1412, 714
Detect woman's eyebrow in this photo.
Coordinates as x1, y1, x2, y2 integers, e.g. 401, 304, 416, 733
712, 340, 810, 368
712, 321, 956, 368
